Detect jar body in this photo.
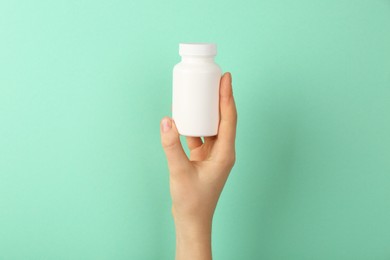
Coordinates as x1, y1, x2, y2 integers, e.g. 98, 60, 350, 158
172, 58, 222, 137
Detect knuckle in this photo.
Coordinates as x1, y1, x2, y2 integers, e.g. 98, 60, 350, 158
162, 137, 178, 151
227, 152, 236, 168
217, 151, 236, 170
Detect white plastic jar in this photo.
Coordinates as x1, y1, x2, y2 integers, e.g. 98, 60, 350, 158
172, 43, 222, 137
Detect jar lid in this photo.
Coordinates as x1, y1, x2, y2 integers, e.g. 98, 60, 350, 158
179, 43, 217, 56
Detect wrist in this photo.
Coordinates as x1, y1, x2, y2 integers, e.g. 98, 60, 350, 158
175, 218, 212, 240
175, 220, 212, 260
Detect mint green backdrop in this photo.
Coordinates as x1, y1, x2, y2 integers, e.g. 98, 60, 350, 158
1, 0, 389, 259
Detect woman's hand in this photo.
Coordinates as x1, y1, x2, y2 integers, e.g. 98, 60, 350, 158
160, 72, 237, 260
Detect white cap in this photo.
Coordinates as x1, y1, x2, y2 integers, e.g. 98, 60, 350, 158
179, 43, 217, 56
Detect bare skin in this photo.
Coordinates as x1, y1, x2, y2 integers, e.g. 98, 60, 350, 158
160, 72, 237, 260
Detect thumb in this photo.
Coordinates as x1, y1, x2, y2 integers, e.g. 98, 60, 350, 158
160, 117, 191, 175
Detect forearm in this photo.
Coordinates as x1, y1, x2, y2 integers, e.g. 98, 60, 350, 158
175, 219, 212, 260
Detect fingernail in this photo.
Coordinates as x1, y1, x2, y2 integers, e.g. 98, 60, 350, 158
161, 118, 172, 133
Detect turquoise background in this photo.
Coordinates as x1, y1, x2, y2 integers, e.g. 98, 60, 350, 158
1, 0, 390, 259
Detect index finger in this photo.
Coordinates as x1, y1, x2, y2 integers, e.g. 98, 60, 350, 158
216, 72, 237, 149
